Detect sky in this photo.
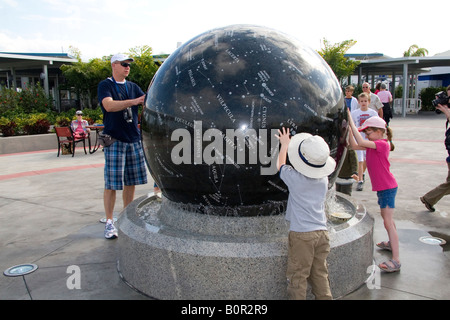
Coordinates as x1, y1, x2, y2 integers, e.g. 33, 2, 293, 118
1, 0, 449, 61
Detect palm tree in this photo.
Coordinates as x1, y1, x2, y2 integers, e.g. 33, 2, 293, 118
403, 44, 429, 57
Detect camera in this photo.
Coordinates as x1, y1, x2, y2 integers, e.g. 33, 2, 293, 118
432, 91, 449, 114
124, 107, 133, 123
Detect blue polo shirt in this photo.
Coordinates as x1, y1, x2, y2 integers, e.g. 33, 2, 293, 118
97, 78, 145, 143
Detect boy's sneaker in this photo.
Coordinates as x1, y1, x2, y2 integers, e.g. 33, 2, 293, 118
104, 219, 118, 239
356, 181, 364, 191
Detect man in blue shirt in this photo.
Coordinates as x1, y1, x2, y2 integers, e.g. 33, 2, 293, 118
98, 53, 148, 239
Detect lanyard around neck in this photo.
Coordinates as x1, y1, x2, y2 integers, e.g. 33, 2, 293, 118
111, 76, 129, 100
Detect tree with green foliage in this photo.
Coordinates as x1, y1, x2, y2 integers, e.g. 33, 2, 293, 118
60, 47, 111, 108
127, 45, 159, 92
61, 45, 159, 109
420, 86, 446, 110
403, 44, 429, 57
0, 83, 53, 116
317, 39, 360, 85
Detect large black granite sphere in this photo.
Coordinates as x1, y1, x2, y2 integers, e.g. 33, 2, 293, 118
142, 25, 345, 215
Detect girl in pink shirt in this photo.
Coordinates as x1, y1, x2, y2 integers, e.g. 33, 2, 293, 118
347, 111, 401, 273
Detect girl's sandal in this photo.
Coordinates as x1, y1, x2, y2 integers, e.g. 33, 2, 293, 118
379, 259, 401, 273
376, 241, 392, 251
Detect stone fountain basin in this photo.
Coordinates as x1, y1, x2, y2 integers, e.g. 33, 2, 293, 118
117, 193, 373, 300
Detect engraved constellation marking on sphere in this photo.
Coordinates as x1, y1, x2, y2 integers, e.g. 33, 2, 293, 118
226, 49, 240, 64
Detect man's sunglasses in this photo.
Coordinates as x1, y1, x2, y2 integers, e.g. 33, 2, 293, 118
120, 62, 131, 68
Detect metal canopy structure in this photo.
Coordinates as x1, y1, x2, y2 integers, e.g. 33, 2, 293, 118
355, 56, 450, 116
0, 52, 77, 70
357, 56, 450, 74
0, 52, 78, 111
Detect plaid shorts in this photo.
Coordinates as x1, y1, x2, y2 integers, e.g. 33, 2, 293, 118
104, 141, 148, 190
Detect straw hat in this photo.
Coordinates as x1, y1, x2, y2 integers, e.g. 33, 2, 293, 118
287, 133, 336, 179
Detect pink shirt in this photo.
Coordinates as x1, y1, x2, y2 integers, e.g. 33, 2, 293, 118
75, 121, 84, 134
377, 90, 392, 103
366, 139, 397, 191
71, 119, 89, 135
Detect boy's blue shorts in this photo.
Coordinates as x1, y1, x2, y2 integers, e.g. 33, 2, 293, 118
377, 187, 398, 209
104, 141, 147, 190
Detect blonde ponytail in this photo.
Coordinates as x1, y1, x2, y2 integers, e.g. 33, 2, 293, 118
387, 127, 395, 151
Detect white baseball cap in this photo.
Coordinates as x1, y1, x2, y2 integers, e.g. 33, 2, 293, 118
111, 53, 134, 64
287, 133, 336, 179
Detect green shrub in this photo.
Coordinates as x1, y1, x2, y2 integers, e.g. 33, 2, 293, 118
0, 85, 102, 135
0, 84, 53, 116
395, 86, 403, 99
0, 113, 52, 136
420, 86, 446, 111
22, 113, 51, 135
0, 83, 106, 136
55, 115, 71, 127
0, 89, 19, 114
0, 117, 17, 137
81, 107, 103, 124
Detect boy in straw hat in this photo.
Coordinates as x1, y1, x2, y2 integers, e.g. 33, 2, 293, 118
275, 127, 336, 300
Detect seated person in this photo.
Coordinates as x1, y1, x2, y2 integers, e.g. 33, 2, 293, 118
71, 110, 90, 139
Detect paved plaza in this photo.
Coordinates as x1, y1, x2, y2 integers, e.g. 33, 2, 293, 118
0, 112, 449, 300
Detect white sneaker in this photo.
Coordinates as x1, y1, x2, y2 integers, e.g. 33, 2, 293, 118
104, 219, 118, 239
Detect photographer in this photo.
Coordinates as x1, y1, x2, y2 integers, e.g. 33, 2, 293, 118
97, 53, 148, 239
420, 85, 450, 212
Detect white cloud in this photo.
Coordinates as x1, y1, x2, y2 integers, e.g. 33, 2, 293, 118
0, 31, 66, 53
0, 0, 19, 8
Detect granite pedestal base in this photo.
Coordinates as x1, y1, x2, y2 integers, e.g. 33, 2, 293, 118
117, 194, 373, 299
